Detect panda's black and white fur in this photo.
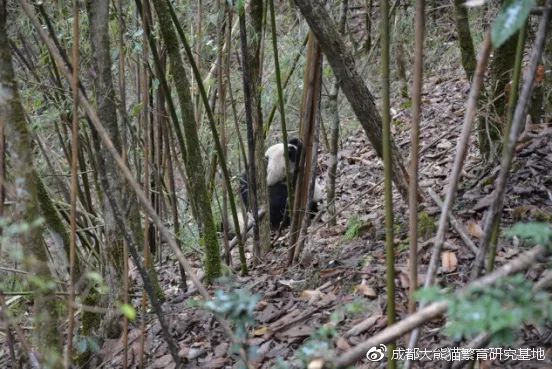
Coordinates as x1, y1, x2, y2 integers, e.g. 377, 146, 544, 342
238, 138, 324, 230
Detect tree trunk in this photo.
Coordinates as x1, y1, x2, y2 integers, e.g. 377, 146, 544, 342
486, 30, 518, 159
151, 0, 221, 282
327, 0, 348, 226
293, 0, 414, 202
545, 22, 552, 124
86, 0, 124, 339
248, 0, 270, 257
393, 11, 408, 98
452, 0, 476, 80
36, 176, 82, 281
0, 8, 62, 365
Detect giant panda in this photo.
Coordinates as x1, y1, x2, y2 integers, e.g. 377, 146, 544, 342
264, 137, 302, 185
239, 138, 324, 230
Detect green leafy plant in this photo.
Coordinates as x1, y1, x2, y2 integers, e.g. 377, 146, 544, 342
447, 275, 552, 345
344, 215, 361, 240
505, 222, 552, 248
491, 0, 535, 48
202, 280, 261, 367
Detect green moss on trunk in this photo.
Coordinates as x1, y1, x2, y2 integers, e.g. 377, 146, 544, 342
151, 0, 221, 283
36, 176, 82, 281
0, 11, 62, 365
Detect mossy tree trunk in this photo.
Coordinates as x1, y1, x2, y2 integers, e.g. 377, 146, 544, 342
151, 0, 221, 283
248, 0, 271, 257
86, 0, 125, 339
393, 11, 408, 98
0, 9, 62, 366
487, 28, 518, 157
452, 0, 500, 163
452, 0, 476, 80
36, 176, 82, 281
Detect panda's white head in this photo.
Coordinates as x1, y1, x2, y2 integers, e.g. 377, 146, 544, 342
265, 138, 302, 186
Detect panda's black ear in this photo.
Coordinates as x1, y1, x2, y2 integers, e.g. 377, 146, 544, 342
288, 138, 302, 148
288, 138, 302, 163
288, 145, 298, 162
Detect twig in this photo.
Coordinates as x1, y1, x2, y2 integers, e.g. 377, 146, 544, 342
0, 291, 39, 368
426, 188, 478, 254
0, 291, 19, 369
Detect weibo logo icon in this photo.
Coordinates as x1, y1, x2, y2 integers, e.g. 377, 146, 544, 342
366, 344, 387, 361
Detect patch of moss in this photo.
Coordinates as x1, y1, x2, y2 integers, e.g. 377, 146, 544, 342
401, 100, 413, 109
82, 292, 101, 336
344, 215, 361, 240
344, 216, 375, 240
419, 211, 437, 240
534, 210, 552, 222
482, 177, 494, 187
396, 238, 409, 252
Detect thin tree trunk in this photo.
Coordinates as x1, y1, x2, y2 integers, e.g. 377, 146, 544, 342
151, 0, 221, 282
364, 0, 372, 52
393, 12, 408, 98
487, 0, 518, 159
248, 0, 270, 258
86, 0, 124, 338
0, 5, 62, 365
452, 0, 476, 80
326, 0, 348, 227
545, 20, 552, 124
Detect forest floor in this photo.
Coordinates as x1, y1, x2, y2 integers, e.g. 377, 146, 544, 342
94, 72, 552, 369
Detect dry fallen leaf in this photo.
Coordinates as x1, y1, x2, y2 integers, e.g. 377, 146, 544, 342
256, 300, 268, 311
466, 220, 484, 238
298, 290, 322, 301
355, 284, 377, 298
253, 326, 269, 336
307, 358, 325, 369
278, 279, 304, 288
336, 337, 351, 351
441, 251, 458, 273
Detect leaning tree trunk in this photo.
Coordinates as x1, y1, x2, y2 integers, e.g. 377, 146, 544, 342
248, 0, 271, 257
293, 0, 414, 201
151, 0, 221, 282
86, 0, 125, 339
0, 9, 62, 366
